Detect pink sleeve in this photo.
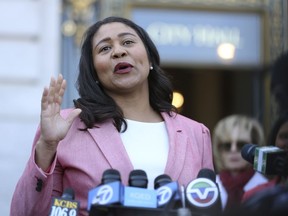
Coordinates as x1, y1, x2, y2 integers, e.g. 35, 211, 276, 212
10, 127, 62, 216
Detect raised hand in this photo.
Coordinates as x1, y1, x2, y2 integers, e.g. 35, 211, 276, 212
35, 74, 81, 170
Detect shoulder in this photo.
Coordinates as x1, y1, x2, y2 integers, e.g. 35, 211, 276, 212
162, 112, 210, 134
60, 108, 83, 127
60, 108, 77, 118
60, 108, 74, 114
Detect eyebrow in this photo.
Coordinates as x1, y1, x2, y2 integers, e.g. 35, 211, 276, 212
95, 32, 137, 49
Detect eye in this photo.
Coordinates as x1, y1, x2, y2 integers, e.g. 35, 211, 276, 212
236, 141, 247, 151
123, 40, 134, 45
99, 45, 111, 53
279, 132, 288, 140
218, 142, 231, 151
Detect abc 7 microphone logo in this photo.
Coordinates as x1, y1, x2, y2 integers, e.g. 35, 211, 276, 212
157, 186, 174, 206
93, 185, 114, 205
186, 178, 219, 208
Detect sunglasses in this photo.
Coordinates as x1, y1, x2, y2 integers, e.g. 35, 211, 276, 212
218, 141, 247, 152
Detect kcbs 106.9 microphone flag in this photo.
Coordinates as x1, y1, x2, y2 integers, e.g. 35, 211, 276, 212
185, 168, 222, 216
49, 188, 80, 216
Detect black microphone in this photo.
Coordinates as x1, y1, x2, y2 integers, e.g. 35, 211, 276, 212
154, 174, 172, 189
123, 169, 157, 208
49, 188, 80, 216
154, 174, 182, 209
241, 143, 288, 176
101, 169, 122, 184
87, 169, 123, 211
186, 168, 222, 216
128, 169, 148, 188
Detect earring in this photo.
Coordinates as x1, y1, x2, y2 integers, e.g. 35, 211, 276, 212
95, 80, 99, 84
150, 66, 153, 70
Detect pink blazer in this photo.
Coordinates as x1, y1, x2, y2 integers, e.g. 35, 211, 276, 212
10, 109, 214, 216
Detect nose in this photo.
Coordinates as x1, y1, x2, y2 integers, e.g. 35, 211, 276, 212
230, 141, 238, 152
112, 45, 127, 58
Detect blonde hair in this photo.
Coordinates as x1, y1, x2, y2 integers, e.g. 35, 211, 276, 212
212, 115, 265, 172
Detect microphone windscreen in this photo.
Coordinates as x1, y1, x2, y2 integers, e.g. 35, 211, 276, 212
101, 169, 121, 184
154, 174, 172, 189
129, 169, 148, 188
197, 168, 216, 182
241, 143, 256, 163
62, 188, 75, 200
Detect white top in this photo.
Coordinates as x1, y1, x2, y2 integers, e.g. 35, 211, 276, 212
120, 119, 169, 189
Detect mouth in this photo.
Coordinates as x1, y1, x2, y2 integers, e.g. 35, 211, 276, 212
114, 62, 133, 74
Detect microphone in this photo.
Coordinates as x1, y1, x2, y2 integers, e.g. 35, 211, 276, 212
88, 169, 157, 212
154, 174, 181, 209
128, 169, 148, 188
241, 144, 288, 176
123, 169, 157, 208
87, 169, 123, 211
101, 168, 122, 184
186, 168, 222, 216
49, 188, 80, 216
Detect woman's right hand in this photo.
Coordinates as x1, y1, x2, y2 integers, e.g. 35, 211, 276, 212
35, 74, 81, 170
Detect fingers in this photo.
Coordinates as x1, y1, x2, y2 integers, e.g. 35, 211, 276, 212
54, 74, 65, 103
41, 74, 66, 111
47, 76, 56, 105
41, 87, 49, 110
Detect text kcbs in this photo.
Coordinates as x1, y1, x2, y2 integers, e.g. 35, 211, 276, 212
49, 197, 80, 216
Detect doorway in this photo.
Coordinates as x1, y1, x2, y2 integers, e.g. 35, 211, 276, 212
165, 67, 263, 132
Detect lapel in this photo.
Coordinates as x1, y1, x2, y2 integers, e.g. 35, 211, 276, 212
87, 120, 133, 184
162, 113, 188, 181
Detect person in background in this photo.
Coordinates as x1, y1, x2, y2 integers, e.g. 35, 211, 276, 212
10, 16, 214, 216
212, 114, 268, 212
241, 50, 288, 201
242, 112, 288, 201
270, 50, 288, 121
268, 112, 288, 151
227, 51, 288, 216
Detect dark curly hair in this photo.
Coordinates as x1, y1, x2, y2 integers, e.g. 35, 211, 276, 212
271, 51, 288, 116
73, 16, 176, 132
268, 112, 288, 146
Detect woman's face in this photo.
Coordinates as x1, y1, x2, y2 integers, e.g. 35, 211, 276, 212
92, 22, 151, 96
218, 126, 251, 171
275, 121, 288, 151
